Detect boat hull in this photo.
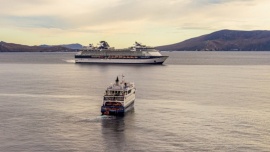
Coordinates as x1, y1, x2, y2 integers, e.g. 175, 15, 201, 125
75, 56, 168, 64
101, 100, 135, 116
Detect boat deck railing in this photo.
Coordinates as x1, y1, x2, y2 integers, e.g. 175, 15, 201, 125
104, 102, 123, 106
104, 96, 124, 101
81, 51, 144, 56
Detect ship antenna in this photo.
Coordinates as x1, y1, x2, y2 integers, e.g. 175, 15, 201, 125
122, 74, 125, 82
116, 76, 119, 85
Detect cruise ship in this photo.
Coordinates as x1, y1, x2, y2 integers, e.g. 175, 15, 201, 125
101, 76, 135, 115
75, 41, 168, 64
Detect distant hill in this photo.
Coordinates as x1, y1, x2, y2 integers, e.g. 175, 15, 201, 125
156, 30, 270, 51
40, 43, 83, 49
0, 41, 75, 52
60, 43, 83, 49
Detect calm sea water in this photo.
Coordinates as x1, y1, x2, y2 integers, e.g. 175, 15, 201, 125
0, 51, 270, 152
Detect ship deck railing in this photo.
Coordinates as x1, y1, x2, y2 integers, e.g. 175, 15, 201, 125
80, 52, 145, 56
104, 97, 124, 101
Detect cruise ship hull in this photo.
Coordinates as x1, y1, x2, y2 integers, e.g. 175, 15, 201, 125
75, 56, 168, 64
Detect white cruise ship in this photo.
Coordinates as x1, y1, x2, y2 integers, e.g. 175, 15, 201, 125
75, 41, 168, 64
101, 76, 135, 115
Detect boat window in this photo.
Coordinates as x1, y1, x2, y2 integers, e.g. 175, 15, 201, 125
104, 97, 113, 100
105, 102, 123, 106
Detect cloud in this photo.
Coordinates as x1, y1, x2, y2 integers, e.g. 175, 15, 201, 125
190, 0, 255, 5
0, 0, 270, 46
1, 15, 70, 29
0, 0, 266, 30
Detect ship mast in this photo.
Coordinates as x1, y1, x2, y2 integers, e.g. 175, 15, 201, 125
115, 76, 119, 85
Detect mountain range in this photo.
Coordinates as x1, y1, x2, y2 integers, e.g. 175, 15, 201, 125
156, 30, 270, 51
1, 30, 270, 52
40, 43, 83, 50
0, 41, 78, 52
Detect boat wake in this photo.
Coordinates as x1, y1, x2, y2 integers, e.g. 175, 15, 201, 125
64, 59, 75, 63
78, 115, 116, 123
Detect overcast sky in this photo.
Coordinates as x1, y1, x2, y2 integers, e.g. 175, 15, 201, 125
0, 0, 269, 47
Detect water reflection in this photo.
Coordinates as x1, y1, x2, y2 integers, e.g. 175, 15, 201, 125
101, 109, 135, 151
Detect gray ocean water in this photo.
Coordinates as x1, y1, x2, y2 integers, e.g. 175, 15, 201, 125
0, 51, 270, 152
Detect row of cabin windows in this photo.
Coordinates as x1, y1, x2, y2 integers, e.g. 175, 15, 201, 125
104, 97, 124, 101
104, 102, 122, 106
91, 56, 139, 59
106, 90, 132, 96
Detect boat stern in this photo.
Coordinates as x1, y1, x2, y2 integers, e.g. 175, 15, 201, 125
101, 106, 125, 116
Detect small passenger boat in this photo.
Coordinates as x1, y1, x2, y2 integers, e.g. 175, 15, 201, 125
101, 76, 135, 115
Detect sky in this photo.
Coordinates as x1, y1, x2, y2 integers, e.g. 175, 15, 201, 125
0, 0, 269, 48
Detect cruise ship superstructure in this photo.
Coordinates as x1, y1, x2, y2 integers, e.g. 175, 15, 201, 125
101, 76, 135, 115
75, 41, 168, 64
